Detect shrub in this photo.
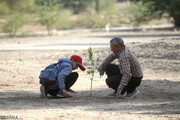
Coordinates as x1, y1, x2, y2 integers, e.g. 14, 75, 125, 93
130, 0, 180, 26
37, 0, 61, 35
2, 12, 25, 38
74, 14, 110, 29
10, 0, 35, 11
126, 1, 159, 26
0, 0, 10, 15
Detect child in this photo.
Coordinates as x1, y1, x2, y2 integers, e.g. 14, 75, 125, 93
39, 55, 85, 98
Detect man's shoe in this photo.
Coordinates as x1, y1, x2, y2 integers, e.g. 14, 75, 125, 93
124, 89, 139, 99
107, 93, 116, 98
40, 85, 47, 98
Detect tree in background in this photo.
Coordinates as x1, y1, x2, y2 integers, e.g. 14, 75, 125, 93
59, 0, 116, 14
130, 0, 180, 26
35, 0, 59, 6
59, 0, 90, 14
95, 0, 100, 13
10, 0, 35, 12
126, 1, 158, 26
168, 0, 180, 26
2, 12, 25, 37
0, 0, 35, 14
37, 0, 61, 35
117, 0, 129, 1
0, 0, 11, 15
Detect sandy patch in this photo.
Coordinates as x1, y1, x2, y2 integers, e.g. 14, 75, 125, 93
0, 31, 180, 120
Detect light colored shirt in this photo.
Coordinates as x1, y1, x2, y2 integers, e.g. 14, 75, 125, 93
101, 46, 143, 91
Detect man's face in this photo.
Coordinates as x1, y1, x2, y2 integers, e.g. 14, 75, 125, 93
110, 43, 122, 54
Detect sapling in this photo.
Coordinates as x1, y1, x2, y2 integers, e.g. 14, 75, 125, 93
87, 47, 99, 96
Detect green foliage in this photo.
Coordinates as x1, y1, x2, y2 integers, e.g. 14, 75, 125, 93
130, 0, 180, 26
60, 0, 117, 14
1, 0, 178, 36
117, 0, 129, 1
74, 14, 110, 29
98, 0, 116, 14
0, 0, 35, 15
38, 11, 59, 35
10, 0, 35, 11
35, 0, 59, 6
60, 0, 91, 14
38, 0, 60, 11
87, 47, 98, 96
2, 12, 25, 38
89, 15, 110, 28
37, 0, 61, 35
168, 0, 180, 26
88, 0, 117, 14
126, 1, 159, 26
0, 0, 10, 15
56, 10, 73, 30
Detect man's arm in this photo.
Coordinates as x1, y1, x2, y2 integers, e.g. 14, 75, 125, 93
100, 53, 117, 70
116, 56, 132, 98
98, 54, 117, 76
57, 64, 72, 90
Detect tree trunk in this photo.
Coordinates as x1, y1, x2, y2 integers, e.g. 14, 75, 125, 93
95, 0, 99, 13
173, 14, 180, 27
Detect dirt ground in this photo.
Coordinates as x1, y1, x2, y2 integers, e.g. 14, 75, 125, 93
0, 30, 180, 120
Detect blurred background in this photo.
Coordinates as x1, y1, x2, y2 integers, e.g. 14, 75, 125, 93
0, 0, 179, 37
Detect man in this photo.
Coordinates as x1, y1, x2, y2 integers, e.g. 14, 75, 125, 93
98, 37, 143, 99
39, 55, 85, 98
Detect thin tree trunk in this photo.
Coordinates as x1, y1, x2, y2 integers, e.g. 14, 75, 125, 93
95, 0, 99, 13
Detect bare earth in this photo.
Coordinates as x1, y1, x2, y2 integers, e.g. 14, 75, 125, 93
0, 30, 180, 120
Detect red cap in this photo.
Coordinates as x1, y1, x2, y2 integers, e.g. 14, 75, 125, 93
70, 55, 85, 71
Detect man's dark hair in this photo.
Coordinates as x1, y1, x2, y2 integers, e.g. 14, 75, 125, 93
110, 37, 124, 47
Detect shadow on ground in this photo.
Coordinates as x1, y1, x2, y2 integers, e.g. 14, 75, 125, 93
0, 79, 180, 115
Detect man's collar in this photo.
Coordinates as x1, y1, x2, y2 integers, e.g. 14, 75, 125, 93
117, 46, 125, 55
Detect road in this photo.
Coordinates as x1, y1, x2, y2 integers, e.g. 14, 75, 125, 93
0, 30, 179, 50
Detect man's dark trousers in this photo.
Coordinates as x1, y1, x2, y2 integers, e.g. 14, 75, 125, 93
105, 64, 142, 94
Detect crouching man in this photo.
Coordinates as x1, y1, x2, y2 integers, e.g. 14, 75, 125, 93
98, 37, 143, 99
39, 55, 85, 98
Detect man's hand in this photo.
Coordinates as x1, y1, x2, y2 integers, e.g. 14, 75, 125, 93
67, 88, 76, 93
62, 89, 69, 97
97, 65, 104, 76
116, 88, 121, 98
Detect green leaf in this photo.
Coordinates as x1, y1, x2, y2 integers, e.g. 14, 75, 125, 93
88, 67, 93, 69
